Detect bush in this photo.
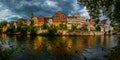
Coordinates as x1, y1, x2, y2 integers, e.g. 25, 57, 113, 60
41, 24, 49, 29
47, 27, 57, 36
107, 45, 120, 60
56, 24, 67, 30
71, 24, 77, 30
0, 48, 13, 60
95, 25, 101, 31
113, 25, 120, 31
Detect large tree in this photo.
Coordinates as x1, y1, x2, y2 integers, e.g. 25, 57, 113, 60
77, 0, 120, 24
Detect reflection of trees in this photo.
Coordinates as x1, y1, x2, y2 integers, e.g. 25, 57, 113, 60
0, 34, 118, 60
1, 34, 7, 41
71, 37, 86, 55
51, 36, 87, 60
100, 35, 113, 48
52, 37, 73, 60
84, 36, 96, 48
33, 36, 44, 51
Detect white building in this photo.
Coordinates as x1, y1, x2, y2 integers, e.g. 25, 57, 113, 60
67, 13, 86, 30
99, 20, 111, 32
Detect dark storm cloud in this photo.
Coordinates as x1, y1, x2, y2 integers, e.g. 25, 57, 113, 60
0, 0, 89, 21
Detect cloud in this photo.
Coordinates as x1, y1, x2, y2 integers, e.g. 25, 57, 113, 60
0, 0, 90, 21
0, 3, 21, 22
78, 7, 90, 19
44, 0, 57, 7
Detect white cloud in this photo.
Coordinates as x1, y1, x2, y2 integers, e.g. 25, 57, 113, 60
71, 0, 90, 19
0, 3, 21, 22
79, 7, 90, 19
45, 0, 57, 7
41, 0, 61, 11
0, 0, 90, 20
72, 0, 80, 11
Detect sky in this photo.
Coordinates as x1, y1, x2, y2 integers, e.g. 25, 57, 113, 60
0, 0, 90, 22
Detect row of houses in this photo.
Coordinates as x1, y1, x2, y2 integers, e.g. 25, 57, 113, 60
29, 11, 95, 31
7, 11, 112, 32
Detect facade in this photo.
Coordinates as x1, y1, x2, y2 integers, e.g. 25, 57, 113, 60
16, 18, 27, 24
30, 16, 38, 26
52, 11, 67, 26
37, 16, 46, 26
46, 17, 53, 26
30, 16, 48, 27
67, 13, 86, 30
98, 20, 111, 32
87, 19, 96, 31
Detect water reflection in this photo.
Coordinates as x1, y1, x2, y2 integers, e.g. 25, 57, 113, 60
1, 34, 7, 40
0, 35, 119, 60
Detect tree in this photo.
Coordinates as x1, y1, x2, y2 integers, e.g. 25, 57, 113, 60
72, 24, 77, 30
95, 24, 101, 31
0, 21, 8, 33
113, 25, 120, 31
0, 21, 7, 28
47, 27, 57, 36
57, 24, 67, 30
41, 24, 49, 29
6, 24, 17, 33
27, 26, 38, 34
77, 0, 120, 24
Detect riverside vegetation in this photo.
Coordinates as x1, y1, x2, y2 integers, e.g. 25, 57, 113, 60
0, 21, 102, 35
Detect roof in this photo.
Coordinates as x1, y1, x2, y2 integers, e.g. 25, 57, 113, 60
99, 20, 107, 24
52, 11, 67, 17
68, 14, 73, 16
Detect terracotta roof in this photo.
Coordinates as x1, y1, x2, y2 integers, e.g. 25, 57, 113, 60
100, 20, 107, 24
52, 11, 67, 17
16, 18, 27, 23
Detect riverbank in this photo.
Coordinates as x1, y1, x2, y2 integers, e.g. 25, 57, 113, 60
37, 30, 112, 36
2, 30, 113, 36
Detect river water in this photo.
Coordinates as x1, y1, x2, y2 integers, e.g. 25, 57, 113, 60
0, 34, 119, 60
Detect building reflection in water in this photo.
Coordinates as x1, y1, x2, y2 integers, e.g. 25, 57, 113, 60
33, 36, 44, 51
1, 33, 7, 41
100, 35, 117, 48
1, 35, 118, 60
31, 35, 118, 60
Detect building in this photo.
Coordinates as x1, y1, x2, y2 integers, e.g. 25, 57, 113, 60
37, 16, 47, 26
67, 13, 86, 30
30, 16, 38, 26
16, 18, 27, 24
29, 15, 48, 27
87, 19, 96, 31
52, 11, 67, 26
46, 17, 53, 26
98, 20, 111, 32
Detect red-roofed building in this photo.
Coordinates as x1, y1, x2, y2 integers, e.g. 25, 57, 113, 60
52, 11, 67, 26
98, 20, 111, 32
16, 18, 27, 24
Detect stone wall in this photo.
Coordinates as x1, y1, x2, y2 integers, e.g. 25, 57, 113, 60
36, 30, 106, 35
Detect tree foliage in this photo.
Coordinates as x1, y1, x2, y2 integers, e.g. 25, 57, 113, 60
77, 0, 120, 24
57, 24, 67, 30
0, 21, 7, 28
41, 24, 49, 29
72, 24, 77, 30
108, 45, 120, 60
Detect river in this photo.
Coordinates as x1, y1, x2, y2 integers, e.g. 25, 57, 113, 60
0, 34, 119, 60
